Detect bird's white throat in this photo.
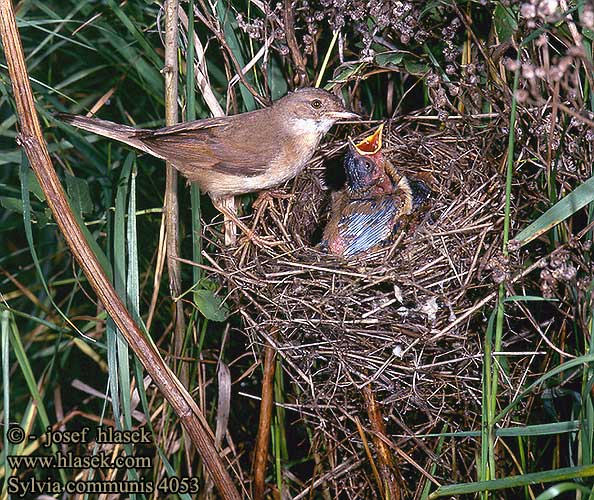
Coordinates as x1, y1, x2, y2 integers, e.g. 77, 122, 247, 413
291, 117, 335, 135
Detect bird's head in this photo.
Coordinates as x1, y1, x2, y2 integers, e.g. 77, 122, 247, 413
277, 88, 359, 135
344, 124, 391, 192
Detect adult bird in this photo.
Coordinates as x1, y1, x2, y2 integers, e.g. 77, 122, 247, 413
320, 124, 431, 258
57, 88, 358, 244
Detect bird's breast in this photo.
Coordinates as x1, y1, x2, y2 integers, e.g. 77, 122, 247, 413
257, 130, 321, 186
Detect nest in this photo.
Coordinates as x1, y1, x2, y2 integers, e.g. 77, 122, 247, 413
204, 117, 507, 496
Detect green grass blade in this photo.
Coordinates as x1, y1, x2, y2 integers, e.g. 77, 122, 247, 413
429, 465, 594, 498
114, 154, 135, 431
512, 175, 594, 247
534, 483, 592, 500
504, 295, 559, 303
124, 160, 139, 430
215, 1, 256, 110
8, 316, 67, 482
20, 156, 110, 338
420, 424, 448, 500
126, 163, 140, 321
104, 0, 162, 68
186, 0, 203, 292
496, 352, 594, 423
106, 321, 121, 426
417, 420, 581, 438
2, 310, 10, 490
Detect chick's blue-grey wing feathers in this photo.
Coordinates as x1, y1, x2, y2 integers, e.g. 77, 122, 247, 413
337, 196, 401, 257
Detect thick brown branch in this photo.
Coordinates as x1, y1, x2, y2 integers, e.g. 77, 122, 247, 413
283, 0, 308, 86
163, 0, 188, 384
0, 1, 240, 498
252, 340, 277, 499
362, 385, 402, 500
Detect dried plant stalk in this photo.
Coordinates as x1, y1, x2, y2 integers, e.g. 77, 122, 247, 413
0, 2, 240, 498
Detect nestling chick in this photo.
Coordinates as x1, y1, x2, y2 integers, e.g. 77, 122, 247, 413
320, 124, 431, 258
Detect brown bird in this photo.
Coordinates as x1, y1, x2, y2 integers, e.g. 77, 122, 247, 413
57, 88, 358, 243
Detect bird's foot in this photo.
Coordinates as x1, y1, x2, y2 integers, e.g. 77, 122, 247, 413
252, 189, 293, 210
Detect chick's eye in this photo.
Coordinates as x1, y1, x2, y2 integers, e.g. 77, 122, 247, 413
365, 160, 374, 171
311, 99, 322, 109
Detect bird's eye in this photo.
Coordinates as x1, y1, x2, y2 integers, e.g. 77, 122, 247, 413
311, 99, 322, 109
365, 160, 374, 171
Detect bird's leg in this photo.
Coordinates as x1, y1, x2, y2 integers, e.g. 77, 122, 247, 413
212, 196, 279, 248
217, 195, 238, 246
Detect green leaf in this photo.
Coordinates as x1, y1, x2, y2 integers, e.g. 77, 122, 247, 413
27, 174, 45, 201
404, 60, 430, 75
580, 2, 594, 40
9, 315, 67, 483
193, 289, 230, 322
512, 174, 594, 247
268, 55, 289, 100
534, 482, 592, 500
494, 4, 518, 42
375, 51, 405, 68
583, 27, 594, 41
65, 172, 93, 215
417, 420, 581, 438
104, 0, 162, 68
1, 197, 50, 226
37, 208, 51, 228
327, 62, 366, 87
215, 1, 256, 110
429, 465, 594, 498
504, 295, 559, 302
0, 196, 24, 213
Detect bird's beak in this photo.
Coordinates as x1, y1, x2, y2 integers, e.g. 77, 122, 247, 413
353, 123, 384, 156
327, 110, 360, 121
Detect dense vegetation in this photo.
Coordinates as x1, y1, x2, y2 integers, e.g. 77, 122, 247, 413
2, 0, 594, 498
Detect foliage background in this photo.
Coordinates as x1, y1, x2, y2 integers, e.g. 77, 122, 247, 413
2, 0, 594, 498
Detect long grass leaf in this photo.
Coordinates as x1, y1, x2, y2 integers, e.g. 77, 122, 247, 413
512, 175, 594, 246
429, 465, 594, 498
215, 2, 255, 110
417, 420, 581, 438
496, 352, 594, 423
1, 310, 10, 487
534, 483, 592, 500
8, 317, 67, 482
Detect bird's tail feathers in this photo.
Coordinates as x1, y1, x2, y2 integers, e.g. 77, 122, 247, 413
56, 113, 152, 154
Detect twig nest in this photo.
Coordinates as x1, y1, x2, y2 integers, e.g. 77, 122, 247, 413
204, 117, 505, 481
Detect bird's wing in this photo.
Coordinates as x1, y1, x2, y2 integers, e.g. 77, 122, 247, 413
337, 196, 401, 257
134, 112, 274, 178
134, 116, 231, 138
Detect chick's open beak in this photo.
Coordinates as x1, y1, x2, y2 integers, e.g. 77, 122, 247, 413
353, 123, 384, 156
